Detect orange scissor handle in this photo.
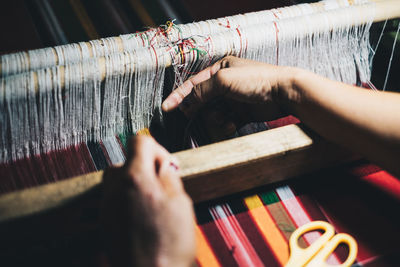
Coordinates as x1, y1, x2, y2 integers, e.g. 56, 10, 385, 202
286, 221, 358, 267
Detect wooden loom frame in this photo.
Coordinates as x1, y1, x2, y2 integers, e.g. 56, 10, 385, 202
0, 0, 399, 223
0, 124, 356, 222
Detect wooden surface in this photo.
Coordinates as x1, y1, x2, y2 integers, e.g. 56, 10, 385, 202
0, 124, 355, 223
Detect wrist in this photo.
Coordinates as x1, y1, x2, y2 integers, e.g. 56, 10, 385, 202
272, 66, 307, 115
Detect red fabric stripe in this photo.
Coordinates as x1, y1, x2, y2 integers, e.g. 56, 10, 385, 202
350, 163, 382, 177
30, 154, 49, 185
0, 163, 16, 193
0, 142, 98, 194
315, 190, 400, 262
310, 166, 400, 263
361, 170, 400, 201
265, 115, 300, 129
199, 222, 238, 267
11, 157, 36, 190
212, 205, 263, 266
42, 149, 64, 182
235, 211, 281, 266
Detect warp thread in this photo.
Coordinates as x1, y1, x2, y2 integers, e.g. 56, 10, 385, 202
0, 2, 376, 164
0, 0, 370, 77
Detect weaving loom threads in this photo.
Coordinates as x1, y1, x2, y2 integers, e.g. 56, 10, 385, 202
0, 0, 369, 77
1, 3, 400, 267
0, 3, 375, 166
382, 21, 400, 90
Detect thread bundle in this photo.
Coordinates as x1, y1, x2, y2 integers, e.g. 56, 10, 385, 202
0, 1, 375, 165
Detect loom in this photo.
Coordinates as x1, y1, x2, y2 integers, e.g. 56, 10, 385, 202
0, 0, 399, 266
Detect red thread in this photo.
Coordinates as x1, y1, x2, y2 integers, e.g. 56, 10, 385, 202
236, 28, 243, 57
218, 19, 231, 29
151, 46, 159, 111
273, 21, 279, 65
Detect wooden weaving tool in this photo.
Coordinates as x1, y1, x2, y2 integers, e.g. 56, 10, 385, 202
0, 124, 354, 222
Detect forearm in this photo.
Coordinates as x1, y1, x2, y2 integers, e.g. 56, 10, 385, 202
277, 68, 400, 176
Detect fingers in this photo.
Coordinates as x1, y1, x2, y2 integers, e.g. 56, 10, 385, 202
124, 136, 171, 195
162, 56, 272, 114
104, 135, 185, 199
162, 57, 228, 113
124, 136, 185, 198
158, 159, 184, 197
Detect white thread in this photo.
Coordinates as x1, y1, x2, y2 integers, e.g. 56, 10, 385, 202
0, 3, 376, 163
1, 0, 369, 77
383, 21, 400, 91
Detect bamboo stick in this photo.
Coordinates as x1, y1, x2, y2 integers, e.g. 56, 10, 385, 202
0, 0, 380, 76
2, 0, 399, 91
0, 124, 355, 223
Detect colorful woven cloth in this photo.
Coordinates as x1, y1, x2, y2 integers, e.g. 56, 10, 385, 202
192, 116, 400, 266
194, 161, 400, 266
1, 118, 399, 267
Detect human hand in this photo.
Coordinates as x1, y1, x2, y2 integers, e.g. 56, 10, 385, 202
162, 56, 298, 140
101, 136, 196, 267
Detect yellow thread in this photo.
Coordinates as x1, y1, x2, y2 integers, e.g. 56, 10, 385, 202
136, 128, 151, 136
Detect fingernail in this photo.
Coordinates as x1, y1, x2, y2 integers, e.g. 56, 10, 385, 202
162, 101, 169, 112
170, 161, 179, 170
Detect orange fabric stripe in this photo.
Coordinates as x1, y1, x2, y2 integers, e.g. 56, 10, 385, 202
244, 195, 289, 265
195, 226, 221, 267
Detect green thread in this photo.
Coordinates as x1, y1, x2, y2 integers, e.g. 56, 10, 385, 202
259, 191, 280, 204
118, 133, 129, 151
190, 47, 207, 57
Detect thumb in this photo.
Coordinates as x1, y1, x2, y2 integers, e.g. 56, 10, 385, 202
158, 159, 184, 197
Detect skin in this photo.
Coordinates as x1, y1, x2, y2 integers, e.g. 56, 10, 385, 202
103, 56, 400, 267
163, 56, 400, 177
102, 136, 196, 267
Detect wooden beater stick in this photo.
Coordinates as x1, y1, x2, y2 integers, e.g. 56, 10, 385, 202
0, 124, 355, 223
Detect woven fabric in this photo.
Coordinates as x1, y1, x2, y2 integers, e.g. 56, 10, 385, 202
194, 162, 400, 266
191, 116, 400, 266
1, 118, 399, 266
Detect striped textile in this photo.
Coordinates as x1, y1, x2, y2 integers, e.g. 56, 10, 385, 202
192, 116, 400, 266
194, 163, 400, 266
1, 118, 399, 267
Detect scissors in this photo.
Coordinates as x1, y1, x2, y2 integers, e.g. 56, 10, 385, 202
286, 221, 358, 267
